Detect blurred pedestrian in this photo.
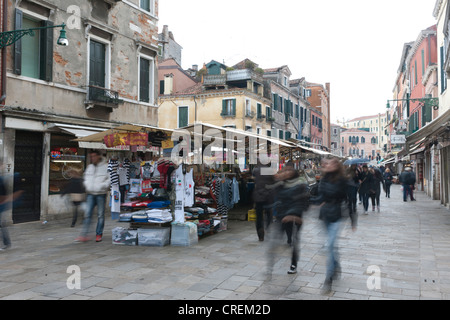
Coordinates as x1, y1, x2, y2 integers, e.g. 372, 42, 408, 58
0, 171, 23, 251
61, 168, 86, 227
314, 158, 357, 293
383, 168, 393, 198
266, 163, 310, 275
252, 162, 275, 241
345, 164, 359, 217
75, 150, 110, 243
368, 167, 385, 213
358, 164, 373, 214
399, 166, 416, 202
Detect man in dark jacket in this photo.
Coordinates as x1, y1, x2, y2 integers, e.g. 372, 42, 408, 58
253, 163, 275, 241
399, 166, 416, 202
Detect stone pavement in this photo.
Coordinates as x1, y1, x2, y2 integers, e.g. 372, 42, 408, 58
1, 184, 450, 300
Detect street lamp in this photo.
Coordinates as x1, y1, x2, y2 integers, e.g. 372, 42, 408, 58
0, 23, 68, 49
386, 96, 439, 110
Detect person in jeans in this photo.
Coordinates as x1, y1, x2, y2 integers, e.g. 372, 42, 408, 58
75, 150, 110, 243
313, 158, 357, 293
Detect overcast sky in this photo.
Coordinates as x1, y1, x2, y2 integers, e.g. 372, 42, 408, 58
158, 0, 437, 124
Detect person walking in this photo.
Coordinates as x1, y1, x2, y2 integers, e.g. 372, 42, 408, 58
399, 166, 416, 202
314, 158, 357, 293
61, 168, 86, 227
0, 172, 23, 250
368, 167, 385, 213
252, 162, 275, 241
383, 168, 393, 198
358, 165, 373, 214
266, 163, 310, 275
75, 150, 110, 243
345, 164, 359, 217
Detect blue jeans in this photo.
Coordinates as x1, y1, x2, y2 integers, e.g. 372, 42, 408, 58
0, 205, 11, 247
325, 220, 341, 280
82, 194, 106, 236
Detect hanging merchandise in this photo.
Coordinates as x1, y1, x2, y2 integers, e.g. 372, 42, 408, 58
108, 158, 119, 186
174, 164, 185, 224
184, 168, 195, 207
110, 184, 121, 219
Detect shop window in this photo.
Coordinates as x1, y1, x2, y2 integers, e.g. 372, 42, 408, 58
49, 134, 86, 195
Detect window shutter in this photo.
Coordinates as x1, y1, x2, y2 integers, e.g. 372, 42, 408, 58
222, 100, 227, 115
40, 20, 54, 82
139, 57, 150, 102
14, 9, 23, 75
232, 99, 236, 115
159, 80, 165, 95
273, 93, 278, 110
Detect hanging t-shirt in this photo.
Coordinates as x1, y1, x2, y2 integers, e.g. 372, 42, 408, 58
174, 165, 185, 223
110, 184, 121, 218
184, 168, 195, 207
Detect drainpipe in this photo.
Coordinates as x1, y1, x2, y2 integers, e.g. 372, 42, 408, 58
0, 0, 8, 105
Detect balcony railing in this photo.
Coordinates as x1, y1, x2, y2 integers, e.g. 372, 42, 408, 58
203, 74, 227, 86
87, 85, 123, 107
203, 69, 264, 86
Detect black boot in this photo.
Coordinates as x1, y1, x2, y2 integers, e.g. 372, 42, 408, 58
257, 228, 264, 241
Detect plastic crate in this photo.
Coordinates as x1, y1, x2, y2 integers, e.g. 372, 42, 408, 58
137, 227, 170, 247
112, 227, 138, 246
171, 222, 198, 246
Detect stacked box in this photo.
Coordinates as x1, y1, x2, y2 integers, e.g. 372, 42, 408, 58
112, 227, 138, 246
171, 222, 198, 246
137, 227, 170, 247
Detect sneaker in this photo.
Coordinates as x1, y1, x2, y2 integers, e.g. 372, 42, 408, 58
74, 236, 89, 243
0, 245, 11, 251
96, 235, 103, 242
287, 265, 297, 274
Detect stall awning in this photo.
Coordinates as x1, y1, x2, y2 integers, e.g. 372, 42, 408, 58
51, 123, 109, 138
75, 123, 175, 148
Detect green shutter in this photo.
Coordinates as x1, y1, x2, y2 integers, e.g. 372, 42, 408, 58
178, 107, 188, 128
14, 9, 23, 75
257, 103, 261, 118
140, 57, 150, 102
222, 100, 227, 115
232, 99, 236, 115
40, 20, 54, 82
273, 93, 278, 110
89, 40, 106, 87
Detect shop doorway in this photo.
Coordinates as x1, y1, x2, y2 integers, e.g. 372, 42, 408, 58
13, 130, 43, 223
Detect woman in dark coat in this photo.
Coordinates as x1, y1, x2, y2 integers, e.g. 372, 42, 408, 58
314, 158, 357, 293
383, 168, 393, 198
368, 167, 385, 212
358, 165, 373, 214
266, 163, 310, 275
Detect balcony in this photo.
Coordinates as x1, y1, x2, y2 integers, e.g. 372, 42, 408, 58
202, 69, 264, 89
227, 69, 263, 83
85, 85, 123, 110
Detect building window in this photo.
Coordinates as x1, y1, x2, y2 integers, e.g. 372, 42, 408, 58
89, 40, 107, 89
245, 99, 251, 116
14, 10, 54, 81
140, 0, 154, 14
139, 56, 155, 103
178, 106, 189, 128
221, 99, 236, 116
